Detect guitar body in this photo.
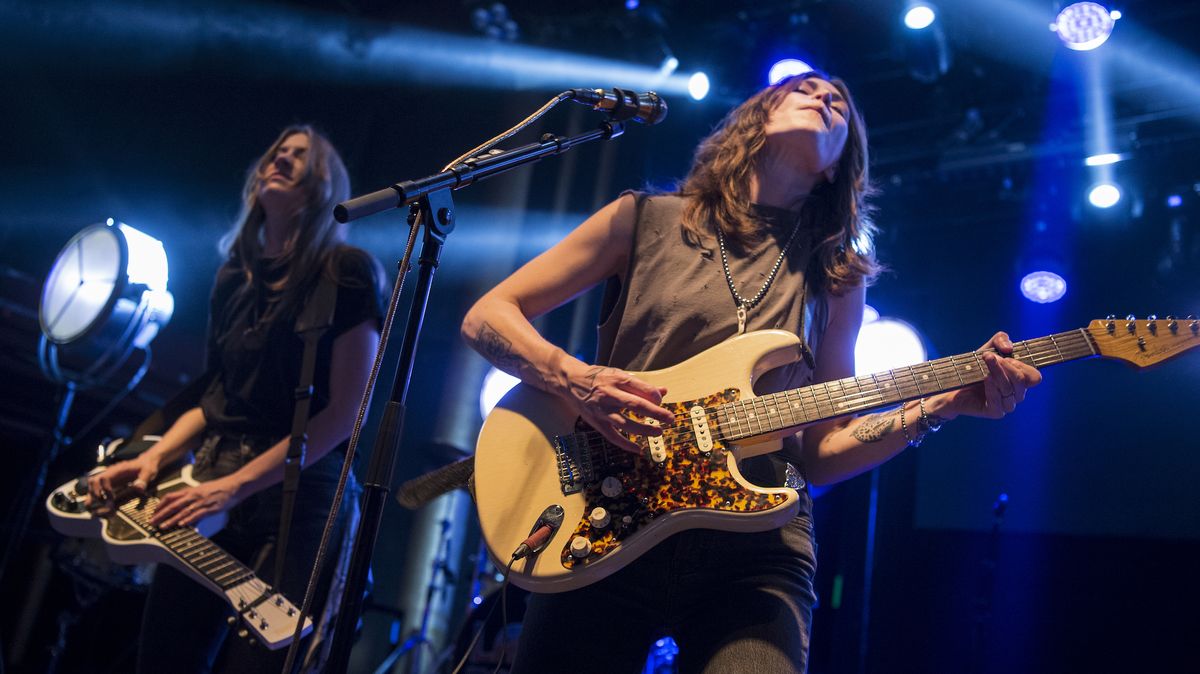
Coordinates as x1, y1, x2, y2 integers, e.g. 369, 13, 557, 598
475, 317, 1198, 595
475, 330, 807, 594
47, 465, 226, 571
46, 464, 311, 649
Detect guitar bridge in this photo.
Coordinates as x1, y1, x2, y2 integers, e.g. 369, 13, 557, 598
554, 432, 596, 495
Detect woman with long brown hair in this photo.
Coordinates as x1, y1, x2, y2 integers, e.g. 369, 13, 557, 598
87, 125, 382, 672
462, 72, 1041, 672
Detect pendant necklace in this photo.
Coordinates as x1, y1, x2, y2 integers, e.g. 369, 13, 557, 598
715, 217, 804, 335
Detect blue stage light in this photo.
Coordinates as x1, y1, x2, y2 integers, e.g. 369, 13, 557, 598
1088, 183, 1121, 208
479, 366, 520, 419
904, 4, 937, 30
1167, 194, 1183, 208
1020, 271, 1068, 304
855, 317, 927, 375
1051, 2, 1119, 51
688, 72, 710, 100
1084, 152, 1125, 166
768, 59, 813, 85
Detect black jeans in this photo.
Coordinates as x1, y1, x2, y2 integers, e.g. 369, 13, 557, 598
511, 456, 818, 674
136, 434, 354, 674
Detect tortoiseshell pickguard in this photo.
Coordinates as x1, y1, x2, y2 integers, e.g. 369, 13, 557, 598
559, 388, 788, 570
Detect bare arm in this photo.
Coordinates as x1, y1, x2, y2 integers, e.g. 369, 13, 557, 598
462, 194, 673, 451
800, 288, 1043, 486
86, 406, 207, 505
152, 319, 380, 528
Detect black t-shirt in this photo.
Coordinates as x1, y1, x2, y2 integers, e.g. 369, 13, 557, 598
199, 246, 383, 439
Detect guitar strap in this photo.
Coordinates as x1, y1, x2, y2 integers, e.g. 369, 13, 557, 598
274, 272, 338, 590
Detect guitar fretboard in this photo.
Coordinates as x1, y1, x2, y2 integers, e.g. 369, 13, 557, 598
117, 497, 255, 590
716, 328, 1099, 442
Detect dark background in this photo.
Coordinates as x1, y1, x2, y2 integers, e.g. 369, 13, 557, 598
2, 1, 1198, 672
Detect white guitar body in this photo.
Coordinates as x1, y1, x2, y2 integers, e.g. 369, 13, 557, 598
475, 319, 1198, 595
46, 464, 312, 649
475, 330, 806, 594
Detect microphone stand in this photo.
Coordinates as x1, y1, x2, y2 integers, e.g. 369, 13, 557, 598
323, 118, 627, 672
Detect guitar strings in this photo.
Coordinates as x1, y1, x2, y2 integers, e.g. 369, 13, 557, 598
564, 331, 1096, 456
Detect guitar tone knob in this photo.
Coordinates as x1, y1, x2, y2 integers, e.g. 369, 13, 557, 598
570, 536, 592, 558
588, 507, 611, 529
600, 476, 622, 498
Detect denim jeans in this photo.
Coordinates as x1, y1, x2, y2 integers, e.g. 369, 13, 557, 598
510, 455, 818, 674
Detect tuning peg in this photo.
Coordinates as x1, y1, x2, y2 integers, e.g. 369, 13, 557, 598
1166, 316, 1178, 333
1148, 315, 1158, 334
1189, 315, 1199, 334
1105, 315, 1116, 334
1125, 315, 1137, 334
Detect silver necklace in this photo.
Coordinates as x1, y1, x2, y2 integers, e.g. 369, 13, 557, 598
715, 218, 803, 334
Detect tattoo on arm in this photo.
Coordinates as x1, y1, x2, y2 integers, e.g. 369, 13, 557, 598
473, 322, 547, 389
851, 412, 895, 443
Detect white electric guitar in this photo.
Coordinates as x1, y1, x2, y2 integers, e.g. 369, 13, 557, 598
474, 317, 1199, 594
46, 463, 313, 649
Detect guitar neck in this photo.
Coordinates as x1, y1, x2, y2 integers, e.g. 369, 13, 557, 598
718, 327, 1099, 442
117, 497, 256, 591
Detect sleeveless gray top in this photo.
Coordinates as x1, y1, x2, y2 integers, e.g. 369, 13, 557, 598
596, 193, 826, 465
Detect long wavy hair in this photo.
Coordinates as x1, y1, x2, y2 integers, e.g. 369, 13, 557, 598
677, 72, 881, 295
220, 125, 355, 321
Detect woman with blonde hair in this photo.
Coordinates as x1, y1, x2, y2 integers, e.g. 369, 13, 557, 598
463, 73, 1041, 672
88, 125, 382, 672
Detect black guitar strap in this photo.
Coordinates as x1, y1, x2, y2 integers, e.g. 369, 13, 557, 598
273, 273, 338, 590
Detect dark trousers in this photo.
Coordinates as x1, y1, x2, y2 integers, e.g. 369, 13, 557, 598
511, 457, 818, 674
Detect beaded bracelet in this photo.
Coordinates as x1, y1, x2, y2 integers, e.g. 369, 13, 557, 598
899, 403, 917, 446
917, 397, 943, 434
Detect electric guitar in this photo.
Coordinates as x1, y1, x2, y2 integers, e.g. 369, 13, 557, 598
474, 317, 1199, 594
46, 464, 313, 649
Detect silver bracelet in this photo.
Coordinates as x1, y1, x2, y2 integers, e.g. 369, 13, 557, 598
917, 397, 943, 434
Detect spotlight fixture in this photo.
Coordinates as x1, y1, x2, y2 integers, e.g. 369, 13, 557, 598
904, 3, 937, 30
1088, 183, 1122, 208
1020, 271, 1068, 304
768, 58, 814, 85
687, 72, 710, 100
1166, 194, 1183, 208
39, 219, 173, 385
1050, 2, 1120, 51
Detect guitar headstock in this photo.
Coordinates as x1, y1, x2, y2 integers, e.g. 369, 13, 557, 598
226, 587, 313, 650
1088, 315, 1200, 368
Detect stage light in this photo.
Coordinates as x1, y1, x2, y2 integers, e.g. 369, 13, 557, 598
1167, 194, 1183, 208
904, 3, 937, 30
855, 317, 928, 376
688, 72, 710, 100
1088, 183, 1122, 208
1020, 271, 1068, 304
625, 0, 639, 9
1084, 152, 1126, 166
659, 55, 679, 76
479, 366, 520, 419
1050, 2, 1119, 51
39, 219, 173, 385
768, 59, 813, 85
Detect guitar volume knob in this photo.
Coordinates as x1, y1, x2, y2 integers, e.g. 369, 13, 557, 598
600, 476, 622, 498
588, 507, 611, 529
570, 536, 592, 558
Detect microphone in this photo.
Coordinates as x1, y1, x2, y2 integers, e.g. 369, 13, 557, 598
568, 88, 668, 125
